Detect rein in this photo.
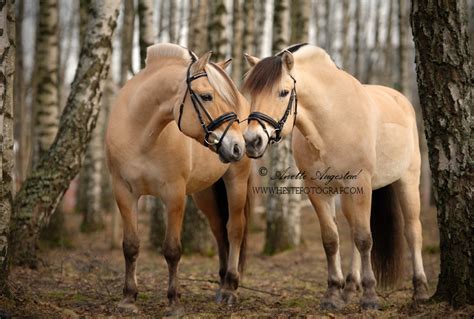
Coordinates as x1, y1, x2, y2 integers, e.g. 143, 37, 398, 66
247, 75, 298, 144
177, 58, 239, 150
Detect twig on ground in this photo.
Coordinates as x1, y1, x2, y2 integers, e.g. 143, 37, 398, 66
182, 277, 281, 297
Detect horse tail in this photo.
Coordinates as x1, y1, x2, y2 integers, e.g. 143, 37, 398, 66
370, 183, 405, 288
238, 170, 254, 274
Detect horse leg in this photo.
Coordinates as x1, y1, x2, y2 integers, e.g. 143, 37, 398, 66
192, 188, 229, 290
161, 187, 186, 311
341, 200, 362, 303
342, 188, 379, 309
394, 174, 429, 301
308, 193, 345, 310
218, 168, 249, 304
113, 178, 140, 312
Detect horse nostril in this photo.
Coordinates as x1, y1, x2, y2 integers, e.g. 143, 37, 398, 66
254, 136, 263, 149
233, 143, 242, 157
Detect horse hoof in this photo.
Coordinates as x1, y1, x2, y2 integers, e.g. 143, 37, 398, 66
216, 289, 237, 305
165, 304, 185, 316
320, 298, 344, 311
117, 299, 139, 314
413, 280, 430, 302
360, 298, 379, 310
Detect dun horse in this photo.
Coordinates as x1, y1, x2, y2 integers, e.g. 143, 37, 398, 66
242, 44, 429, 309
105, 43, 252, 313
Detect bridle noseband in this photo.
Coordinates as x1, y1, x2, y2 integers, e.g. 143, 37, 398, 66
247, 75, 298, 144
177, 58, 239, 150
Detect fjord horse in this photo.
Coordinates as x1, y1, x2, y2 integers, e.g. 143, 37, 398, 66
242, 44, 429, 309
105, 43, 252, 313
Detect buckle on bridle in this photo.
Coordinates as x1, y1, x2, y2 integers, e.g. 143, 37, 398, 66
205, 131, 220, 146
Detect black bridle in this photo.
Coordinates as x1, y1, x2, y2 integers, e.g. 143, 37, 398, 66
247, 75, 298, 144
177, 58, 239, 150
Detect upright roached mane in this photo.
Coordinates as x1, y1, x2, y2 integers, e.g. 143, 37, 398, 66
145, 43, 239, 109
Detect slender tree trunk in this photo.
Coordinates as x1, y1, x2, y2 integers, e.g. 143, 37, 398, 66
397, 0, 409, 96
340, 0, 351, 70
242, 0, 255, 75
384, 0, 395, 85
411, 0, 473, 307
9, 0, 120, 268
324, 0, 331, 55
188, 0, 209, 55
254, 0, 265, 57
148, 196, 166, 251
14, 0, 26, 185
157, 0, 165, 41
208, 0, 228, 61
264, 0, 301, 255
182, 197, 215, 255
120, 0, 134, 86
290, 0, 310, 44
0, 0, 15, 297
231, 0, 243, 82
367, 0, 381, 83
138, 0, 155, 69
168, 0, 177, 43
33, 0, 60, 164
354, 0, 361, 79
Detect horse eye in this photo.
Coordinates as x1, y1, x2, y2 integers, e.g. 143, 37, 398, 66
279, 90, 289, 98
200, 94, 213, 102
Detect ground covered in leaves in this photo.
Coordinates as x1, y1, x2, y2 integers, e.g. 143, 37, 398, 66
1, 205, 473, 318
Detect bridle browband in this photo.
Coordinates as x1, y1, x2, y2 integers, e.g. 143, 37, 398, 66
177, 55, 239, 150
247, 75, 298, 144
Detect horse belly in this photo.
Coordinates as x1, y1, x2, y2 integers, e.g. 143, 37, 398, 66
372, 123, 413, 189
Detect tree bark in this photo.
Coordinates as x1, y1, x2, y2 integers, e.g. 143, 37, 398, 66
208, 0, 228, 61
264, 0, 301, 255
0, 0, 15, 297
182, 197, 215, 255
384, 0, 395, 85
231, 0, 243, 83
188, 0, 209, 56
168, 0, 177, 43
119, 0, 134, 86
14, 0, 26, 184
9, 0, 120, 268
290, 0, 310, 44
33, 0, 60, 164
242, 0, 255, 76
340, 0, 351, 70
411, 0, 473, 307
354, 0, 361, 79
138, 0, 155, 69
397, 0, 409, 96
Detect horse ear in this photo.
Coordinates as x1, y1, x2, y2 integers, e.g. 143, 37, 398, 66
244, 53, 260, 67
216, 58, 232, 70
191, 51, 213, 74
281, 50, 294, 71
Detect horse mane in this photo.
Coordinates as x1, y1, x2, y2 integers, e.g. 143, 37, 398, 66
242, 43, 335, 96
145, 43, 239, 109
205, 63, 240, 109
145, 43, 197, 67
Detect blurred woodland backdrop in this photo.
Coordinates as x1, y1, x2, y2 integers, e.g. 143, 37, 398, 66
0, 0, 472, 316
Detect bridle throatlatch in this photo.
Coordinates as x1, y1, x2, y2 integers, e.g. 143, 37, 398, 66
247, 75, 298, 144
177, 57, 239, 150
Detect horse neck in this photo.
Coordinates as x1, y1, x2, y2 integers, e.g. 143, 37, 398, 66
128, 62, 186, 151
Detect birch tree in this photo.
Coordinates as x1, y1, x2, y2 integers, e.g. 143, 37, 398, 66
208, 0, 228, 61
138, 0, 154, 69
264, 0, 301, 255
9, 0, 120, 267
33, 0, 60, 163
120, 0, 134, 86
231, 0, 243, 82
188, 0, 209, 55
411, 0, 473, 307
0, 0, 15, 296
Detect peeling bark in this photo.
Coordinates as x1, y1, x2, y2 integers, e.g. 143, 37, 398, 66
10, 0, 120, 267
411, 0, 473, 307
